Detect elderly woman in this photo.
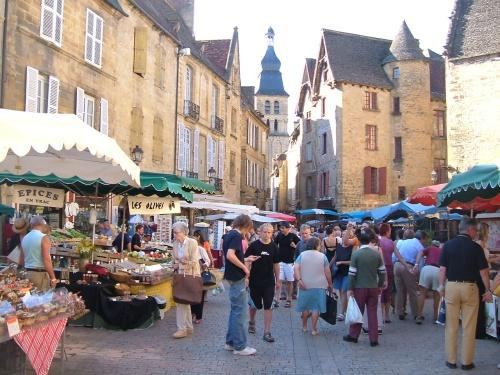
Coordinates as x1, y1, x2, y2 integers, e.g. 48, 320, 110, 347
294, 237, 333, 336
172, 222, 201, 339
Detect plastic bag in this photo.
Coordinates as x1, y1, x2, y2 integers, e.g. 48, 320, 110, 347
436, 298, 446, 326
345, 296, 363, 326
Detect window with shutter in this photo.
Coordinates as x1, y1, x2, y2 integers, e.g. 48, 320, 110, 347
365, 125, 377, 150
177, 123, 185, 171
218, 140, 225, 179
133, 27, 148, 75
25, 66, 39, 112
184, 128, 191, 172
83, 94, 95, 128
193, 128, 200, 173
363, 166, 371, 194
40, 0, 64, 46
75, 87, 85, 120
99, 98, 108, 135
206, 135, 213, 174
378, 167, 387, 195
47, 76, 59, 114
84, 9, 103, 68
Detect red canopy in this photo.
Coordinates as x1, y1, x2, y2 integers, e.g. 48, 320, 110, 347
448, 194, 500, 212
408, 184, 446, 206
266, 213, 296, 222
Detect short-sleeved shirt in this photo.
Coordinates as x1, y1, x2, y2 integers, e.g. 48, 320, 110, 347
423, 245, 441, 266
295, 250, 329, 289
440, 234, 488, 282
131, 233, 142, 249
274, 232, 300, 263
112, 233, 131, 252
379, 237, 394, 267
397, 238, 424, 264
223, 229, 245, 281
246, 240, 279, 288
335, 245, 353, 277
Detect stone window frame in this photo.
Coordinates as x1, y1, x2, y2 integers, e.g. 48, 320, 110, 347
363, 91, 378, 111
434, 110, 446, 137
365, 124, 377, 151
393, 67, 400, 80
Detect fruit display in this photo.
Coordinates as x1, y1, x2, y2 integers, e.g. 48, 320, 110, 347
50, 228, 87, 242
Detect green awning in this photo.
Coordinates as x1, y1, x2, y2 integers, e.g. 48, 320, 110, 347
0, 203, 14, 216
437, 163, 500, 207
177, 176, 216, 194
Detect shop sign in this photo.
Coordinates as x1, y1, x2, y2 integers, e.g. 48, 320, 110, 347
12, 185, 65, 208
128, 197, 180, 215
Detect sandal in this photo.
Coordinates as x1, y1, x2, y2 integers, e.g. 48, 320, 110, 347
248, 321, 256, 334
284, 300, 291, 308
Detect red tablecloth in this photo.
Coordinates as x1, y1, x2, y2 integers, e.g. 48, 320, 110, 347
14, 317, 67, 375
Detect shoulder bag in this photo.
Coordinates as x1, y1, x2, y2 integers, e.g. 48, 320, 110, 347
172, 265, 203, 305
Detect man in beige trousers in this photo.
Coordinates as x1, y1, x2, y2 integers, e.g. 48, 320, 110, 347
438, 217, 492, 371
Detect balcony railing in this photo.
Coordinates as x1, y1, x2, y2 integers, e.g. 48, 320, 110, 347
184, 100, 200, 122
211, 115, 224, 134
181, 171, 199, 179
209, 177, 223, 193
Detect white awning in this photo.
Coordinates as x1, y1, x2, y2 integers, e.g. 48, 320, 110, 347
181, 201, 260, 215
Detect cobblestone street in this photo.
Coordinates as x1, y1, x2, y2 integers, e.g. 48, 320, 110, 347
47, 288, 498, 375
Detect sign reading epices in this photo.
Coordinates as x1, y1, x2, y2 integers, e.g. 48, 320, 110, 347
13, 185, 65, 208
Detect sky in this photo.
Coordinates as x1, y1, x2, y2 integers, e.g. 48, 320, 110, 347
194, 0, 456, 127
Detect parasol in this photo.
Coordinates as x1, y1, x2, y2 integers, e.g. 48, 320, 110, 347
408, 183, 446, 206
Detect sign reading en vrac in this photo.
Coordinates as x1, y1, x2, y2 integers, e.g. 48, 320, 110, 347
12, 185, 65, 208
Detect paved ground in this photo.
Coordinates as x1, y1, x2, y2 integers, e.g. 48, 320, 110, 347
45, 288, 498, 375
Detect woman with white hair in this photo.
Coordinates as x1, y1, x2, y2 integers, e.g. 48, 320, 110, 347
171, 221, 201, 339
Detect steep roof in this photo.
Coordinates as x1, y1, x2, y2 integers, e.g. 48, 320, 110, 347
305, 58, 316, 83
104, 0, 128, 16
241, 86, 255, 108
445, 0, 500, 59
257, 27, 288, 97
383, 21, 426, 64
198, 39, 231, 77
322, 29, 393, 89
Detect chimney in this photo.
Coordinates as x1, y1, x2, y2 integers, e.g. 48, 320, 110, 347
169, 0, 195, 36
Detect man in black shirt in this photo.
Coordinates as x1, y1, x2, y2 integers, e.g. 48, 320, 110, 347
223, 215, 259, 356
274, 222, 300, 307
438, 217, 492, 370
246, 223, 280, 343
131, 224, 145, 251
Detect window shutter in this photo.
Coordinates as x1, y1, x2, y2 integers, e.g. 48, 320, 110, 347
206, 135, 213, 174
218, 140, 225, 179
40, 0, 55, 41
85, 10, 95, 63
54, 0, 64, 45
177, 123, 185, 171
363, 166, 371, 194
47, 75, 59, 113
25, 66, 38, 112
372, 93, 377, 109
94, 15, 103, 67
75, 87, 85, 121
184, 128, 191, 172
133, 27, 148, 75
246, 119, 250, 145
193, 128, 200, 173
325, 171, 330, 196
100, 98, 108, 135
378, 167, 387, 195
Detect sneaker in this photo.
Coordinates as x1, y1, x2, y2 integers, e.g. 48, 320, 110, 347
233, 346, 257, 356
273, 300, 280, 308
415, 316, 424, 325
342, 335, 358, 343
263, 332, 275, 342
224, 344, 235, 351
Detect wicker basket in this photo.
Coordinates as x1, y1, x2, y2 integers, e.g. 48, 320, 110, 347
110, 271, 131, 284
114, 283, 131, 296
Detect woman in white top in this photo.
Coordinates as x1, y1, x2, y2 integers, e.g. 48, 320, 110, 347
294, 237, 333, 336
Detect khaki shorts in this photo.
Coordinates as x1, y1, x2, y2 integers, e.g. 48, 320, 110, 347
418, 265, 439, 291
26, 271, 50, 292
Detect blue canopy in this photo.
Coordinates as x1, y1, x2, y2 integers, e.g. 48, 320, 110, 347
371, 201, 436, 221
340, 210, 372, 222
295, 209, 338, 216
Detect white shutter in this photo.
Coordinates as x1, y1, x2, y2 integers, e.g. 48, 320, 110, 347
54, 0, 64, 46
47, 75, 59, 113
84, 9, 95, 63
246, 160, 249, 186
206, 135, 213, 174
40, 0, 55, 41
193, 128, 200, 173
177, 123, 185, 171
218, 140, 225, 179
100, 98, 108, 135
247, 119, 250, 145
76, 87, 85, 121
94, 15, 103, 67
184, 128, 191, 172
25, 66, 38, 112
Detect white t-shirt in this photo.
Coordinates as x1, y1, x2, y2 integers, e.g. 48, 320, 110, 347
396, 238, 424, 264
295, 250, 329, 289
198, 246, 211, 267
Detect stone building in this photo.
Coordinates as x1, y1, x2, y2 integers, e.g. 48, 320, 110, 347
255, 27, 289, 211
240, 86, 269, 209
445, 0, 500, 172
294, 22, 447, 212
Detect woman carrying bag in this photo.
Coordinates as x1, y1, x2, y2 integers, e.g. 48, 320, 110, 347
172, 222, 201, 339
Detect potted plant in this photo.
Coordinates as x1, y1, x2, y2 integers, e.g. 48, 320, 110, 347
76, 238, 95, 272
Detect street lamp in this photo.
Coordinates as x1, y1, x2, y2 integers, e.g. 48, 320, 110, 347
431, 170, 437, 184
131, 145, 144, 165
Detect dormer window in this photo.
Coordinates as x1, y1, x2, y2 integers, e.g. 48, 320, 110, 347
393, 67, 400, 79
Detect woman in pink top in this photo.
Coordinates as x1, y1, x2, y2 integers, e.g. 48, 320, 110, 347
378, 223, 394, 324
415, 240, 442, 323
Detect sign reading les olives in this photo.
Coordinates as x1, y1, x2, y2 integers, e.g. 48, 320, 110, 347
13, 185, 65, 208
128, 197, 180, 214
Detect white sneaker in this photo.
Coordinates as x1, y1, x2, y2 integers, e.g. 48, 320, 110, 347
224, 344, 234, 351
233, 346, 256, 356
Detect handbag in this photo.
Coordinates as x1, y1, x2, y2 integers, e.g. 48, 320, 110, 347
172, 269, 203, 305
201, 269, 216, 286
320, 290, 338, 325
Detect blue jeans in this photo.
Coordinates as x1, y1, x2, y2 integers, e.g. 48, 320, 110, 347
225, 278, 247, 351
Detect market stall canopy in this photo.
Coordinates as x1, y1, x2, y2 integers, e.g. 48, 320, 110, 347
175, 176, 216, 195
408, 183, 446, 206
340, 210, 372, 222
295, 209, 338, 216
371, 200, 436, 222
0, 109, 140, 185
181, 201, 259, 215
437, 163, 500, 212
266, 212, 296, 222
0, 203, 14, 216
215, 212, 281, 223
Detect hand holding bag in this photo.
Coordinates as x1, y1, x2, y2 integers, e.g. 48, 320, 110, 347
172, 265, 203, 305
345, 295, 363, 326
320, 290, 338, 325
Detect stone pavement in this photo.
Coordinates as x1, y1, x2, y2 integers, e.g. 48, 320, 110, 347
46, 289, 498, 375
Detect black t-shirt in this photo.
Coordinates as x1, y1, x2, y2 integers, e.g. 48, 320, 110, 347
439, 234, 488, 282
223, 230, 245, 281
335, 245, 353, 277
274, 232, 300, 263
112, 233, 131, 252
131, 233, 142, 249
246, 240, 280, 288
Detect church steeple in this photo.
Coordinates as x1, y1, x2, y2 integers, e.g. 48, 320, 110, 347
256, 26, 288, 96
383, 21, 426, 64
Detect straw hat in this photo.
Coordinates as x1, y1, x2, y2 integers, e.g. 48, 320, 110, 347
13, 218, 29, 233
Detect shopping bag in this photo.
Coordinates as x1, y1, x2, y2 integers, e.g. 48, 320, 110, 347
345, 295, 363, 326
436, 298, 446, 326
172, 271, 203, 305
320, 291, 338, 325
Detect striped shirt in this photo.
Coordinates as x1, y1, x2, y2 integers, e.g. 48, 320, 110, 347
348, 246, 386, 290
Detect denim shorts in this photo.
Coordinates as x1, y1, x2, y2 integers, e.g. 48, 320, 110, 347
334, 275, 349, 292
